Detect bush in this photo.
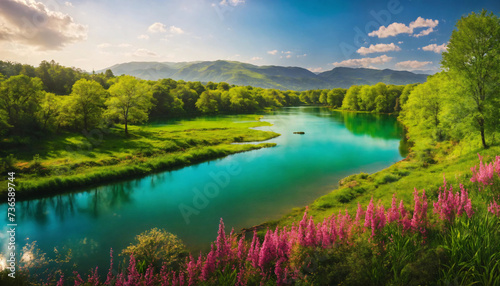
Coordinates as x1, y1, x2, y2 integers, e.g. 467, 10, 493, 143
0, 154, 16, 173
376, 173, 400, 185
121, 228, 188, 272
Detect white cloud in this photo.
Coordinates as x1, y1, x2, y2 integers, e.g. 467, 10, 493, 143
368, 23, 412, 38
148, 23, 184, 36
368, 17, 438, 38
398, 41, 403, 44
332, 55, 393, 68
286, 54, 292, 59
98, 43, 132, 50
297, 54, 307, 58
413, 27, 434, 37
308, 67, 323, 73
219, 0, 245, 6
422, 43, 447, 53
132, 48, 158, 57
0, 0, 87, 50
395, 60, 432, 70
283, 51, 292, 54
138, 34, 149, 40
267, 49, 278, 55
148, 22, 167, 33
250, 56, 262, 61
97, 43, 111, 49
64, 1, 73, 7
409, 17, 439, 29
168, 26, 184, 35
357, 43, 401, 55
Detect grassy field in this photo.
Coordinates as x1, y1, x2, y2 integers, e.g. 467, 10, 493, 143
0, 115, 279, 199
259, 141, 500, 230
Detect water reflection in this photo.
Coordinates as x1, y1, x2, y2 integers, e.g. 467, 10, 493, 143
340, 112, 402, 140
17, 180, 145, 223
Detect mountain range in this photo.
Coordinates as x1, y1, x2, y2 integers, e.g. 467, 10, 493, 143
101, 60, 429, 91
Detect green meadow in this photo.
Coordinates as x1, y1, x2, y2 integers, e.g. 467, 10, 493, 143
0, 115, 278, 198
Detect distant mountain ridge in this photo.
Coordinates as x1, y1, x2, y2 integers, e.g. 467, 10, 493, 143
101, 60, 429, 90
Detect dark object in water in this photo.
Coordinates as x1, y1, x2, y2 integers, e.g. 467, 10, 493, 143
293, 132, 305, 134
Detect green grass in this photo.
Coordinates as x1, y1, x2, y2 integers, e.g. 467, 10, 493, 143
0, 115, 279, 199
260, 142, 500, 230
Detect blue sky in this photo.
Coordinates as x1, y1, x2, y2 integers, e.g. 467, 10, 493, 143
0, 0, 498, 72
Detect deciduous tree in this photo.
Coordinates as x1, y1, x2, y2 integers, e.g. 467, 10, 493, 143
106, 76, 153, 135
441, 10, 500, 148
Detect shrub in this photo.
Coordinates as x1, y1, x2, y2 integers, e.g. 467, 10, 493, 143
376, 173, 400, 185
121, 228, 188, 272
0, 154, 16, 173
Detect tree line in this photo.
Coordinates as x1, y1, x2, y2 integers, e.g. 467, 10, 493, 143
0, 63, 306, 137
0, 58, 419, 140
0, 61, 415, 139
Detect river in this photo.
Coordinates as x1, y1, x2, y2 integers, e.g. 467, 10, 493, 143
0, 106, 406, 274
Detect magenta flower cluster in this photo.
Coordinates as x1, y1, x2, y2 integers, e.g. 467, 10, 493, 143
488, 200, 500, 217
470, 154, 500, 190
433, 176, 474, 222
63, 189, 434, 286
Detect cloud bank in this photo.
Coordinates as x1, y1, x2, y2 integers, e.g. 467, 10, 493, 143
0, 0, 87, 50
357, 43, 401, 55
395, 60, 432, 70
368, 17, 438, 38
422, 43, 447, 53
332, 55, 392, 68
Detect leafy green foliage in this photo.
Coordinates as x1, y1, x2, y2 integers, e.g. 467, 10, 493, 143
70, 79, 107, 131
106, 76, 153, 134
121, 228, 188, 271
0, 75, 44, 135
442, 10, 500, 148
341, 82, 404, 113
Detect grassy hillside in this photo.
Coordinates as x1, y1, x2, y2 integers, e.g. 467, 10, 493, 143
0, 115, 279, 199
260, 142, 499, 230
317, 67, 428, 88
101, 60, 428, 90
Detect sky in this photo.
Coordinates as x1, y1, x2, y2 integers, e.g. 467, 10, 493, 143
0, 0, 498, 73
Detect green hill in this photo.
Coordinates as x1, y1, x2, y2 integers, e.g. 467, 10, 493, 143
102, 60, 429, 90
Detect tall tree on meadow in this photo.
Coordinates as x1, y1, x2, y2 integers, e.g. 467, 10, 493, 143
70, 79, 107, 131
106, 75, 153, 135
441, 10, 500, 148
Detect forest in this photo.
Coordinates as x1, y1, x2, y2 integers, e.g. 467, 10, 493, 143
0, 59, 411, 138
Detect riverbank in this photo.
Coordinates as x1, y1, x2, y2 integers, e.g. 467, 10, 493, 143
0, 115, 279, 200
253, 141, 500, 233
